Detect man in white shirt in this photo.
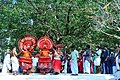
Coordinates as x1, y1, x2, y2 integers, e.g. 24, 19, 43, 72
70, 45, 79, 75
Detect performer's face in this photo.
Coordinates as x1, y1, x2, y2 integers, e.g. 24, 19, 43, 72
57, 48, 61, 51
27, 45, 30, 49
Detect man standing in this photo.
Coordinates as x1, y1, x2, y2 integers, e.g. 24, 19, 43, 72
101, 46, 111, 74
94, 46, 102, 73
70, 45, 79, 75
83, 45, 91, 74
11, 47, 19, 75
2, 49, 11, 73
32, 55, 38, 73
115, 44, 120, 72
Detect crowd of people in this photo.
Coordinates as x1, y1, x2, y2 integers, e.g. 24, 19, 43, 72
67, 44, 120, 75
0, 43, 120, 76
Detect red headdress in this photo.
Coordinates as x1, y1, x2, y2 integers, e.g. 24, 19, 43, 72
18, 35, 37, 54
37, 36, 54, 50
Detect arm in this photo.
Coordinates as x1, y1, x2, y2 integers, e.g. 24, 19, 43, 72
29, 52, 32, 57
86, 50, 90, 56
13, 49, 18, 56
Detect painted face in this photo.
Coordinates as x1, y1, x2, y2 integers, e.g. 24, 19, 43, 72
43, 45, 47, 49
27, 45, 30, 49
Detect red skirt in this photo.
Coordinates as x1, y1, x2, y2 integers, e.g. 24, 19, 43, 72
53, 60, 62, 73
20, 62, 32, 72
38, 57, 52, 73
19, 57, 32, 72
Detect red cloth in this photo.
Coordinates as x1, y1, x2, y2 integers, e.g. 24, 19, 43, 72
53, 60, 62, 73
78, 55, 83, 73
19, 57, 32, 63
78, 61, 83, 73
38, 57, 52, 73
39, 57, 51, 62
20, 62, 32, 72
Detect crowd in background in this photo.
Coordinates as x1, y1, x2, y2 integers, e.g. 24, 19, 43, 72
0, 43, 120, 75
65, 43, 120, 75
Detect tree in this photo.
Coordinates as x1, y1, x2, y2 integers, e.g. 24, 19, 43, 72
0, 0, 119, 55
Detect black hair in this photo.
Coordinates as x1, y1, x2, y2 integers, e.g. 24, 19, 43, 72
9, 45, 16, 50
53, 46, 56, 50
71, 45, 76, 49
86, 45, 90, 49
96, 46, 100, 49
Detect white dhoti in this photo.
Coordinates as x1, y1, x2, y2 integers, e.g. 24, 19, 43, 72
64, 60, 68, 74
113, 66, 117, 73
32, 57, 38, 72
116, 56, 120, 70
71, 60, 78, 74
11, 57, 19, 71
94, 57, 101, 66
83, 60, 90, 74
70, 49, 79, 74
2, 54, 11, 73
2, 61, 11, 73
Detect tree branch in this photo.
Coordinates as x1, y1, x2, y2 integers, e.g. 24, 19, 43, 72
65, 1, 72, 35
101, 30, 120, 39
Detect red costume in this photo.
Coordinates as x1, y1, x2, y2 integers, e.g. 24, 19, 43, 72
53, 44, 64, 74
37, 36, 54, 74
53, 48, 62, 74
18, 35, 36, 74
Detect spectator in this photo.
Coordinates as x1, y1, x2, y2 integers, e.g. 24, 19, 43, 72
2, 49, 11, 73
83, 45, 91, 74
111, 51, 117, 73
70, 45, 79, 75
115, 44, 120, 71
32, 55, 38, 73
101, 46, 111, 74
11, 47, 19, 75
94, 46, 102, 74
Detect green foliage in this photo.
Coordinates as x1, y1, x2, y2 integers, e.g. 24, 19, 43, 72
0, 0, 119, 54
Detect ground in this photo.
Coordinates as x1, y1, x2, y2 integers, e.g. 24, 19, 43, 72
0, 72, 119, 80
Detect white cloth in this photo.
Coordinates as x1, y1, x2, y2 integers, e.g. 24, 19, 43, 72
11, 56, 19, 71
71, 49, 78, 74
64, 60, 68, 74
94, 50, 102, 66
32, 57, 38, 67
94, 49, 102, 66
113, 66, 117, 74
2, 54, 11, 73
116, 56, 120, 70
54, 51, 61, 60
83, 60, 90, 74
